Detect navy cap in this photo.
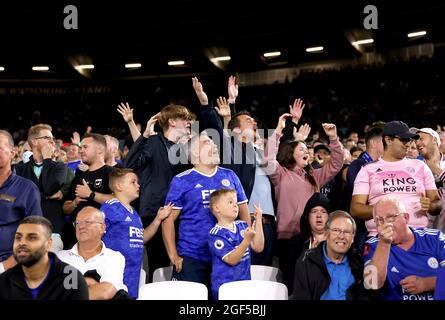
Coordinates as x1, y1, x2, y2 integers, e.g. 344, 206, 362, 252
382, 121, 419, 140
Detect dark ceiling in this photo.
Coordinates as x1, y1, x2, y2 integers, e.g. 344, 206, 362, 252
0, 1, 444, 82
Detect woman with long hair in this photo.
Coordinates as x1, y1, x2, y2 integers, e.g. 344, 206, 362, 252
263, 100, 344, 291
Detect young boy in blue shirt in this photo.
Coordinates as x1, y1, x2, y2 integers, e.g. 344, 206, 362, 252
208, 189, 264, 300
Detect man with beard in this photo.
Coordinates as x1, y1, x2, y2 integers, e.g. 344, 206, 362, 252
62, 133, 113, 248
0, 216, 88, 299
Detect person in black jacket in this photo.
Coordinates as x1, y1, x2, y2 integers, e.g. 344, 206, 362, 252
293, 210, 371, 300
124, 104, 194, 282
15, 124, 68, 243
0, 216, 88, 300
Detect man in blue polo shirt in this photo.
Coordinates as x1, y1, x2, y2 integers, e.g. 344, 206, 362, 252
293, 210, 370, 300
363, 196, 445, 300
0, 130, 42, 274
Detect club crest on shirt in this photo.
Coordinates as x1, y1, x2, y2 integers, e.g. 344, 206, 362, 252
214, 240, 224, 250
94, 179, 103, 188
221, 179, 230, 187
406, 167, 415, 174
240, 229, 246, 238
427, 257, 439, 269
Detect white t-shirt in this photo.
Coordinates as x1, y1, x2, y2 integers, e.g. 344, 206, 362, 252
57, 242, 127, 293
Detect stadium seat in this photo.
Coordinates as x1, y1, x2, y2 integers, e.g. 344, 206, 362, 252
138, 281, 208, 300
152, 266, 173, 282
250, 265, 283, 282
139, 269, 146, 288
218, 280, 288, 300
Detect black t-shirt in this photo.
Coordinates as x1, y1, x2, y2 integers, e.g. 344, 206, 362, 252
67, 165, 114, 215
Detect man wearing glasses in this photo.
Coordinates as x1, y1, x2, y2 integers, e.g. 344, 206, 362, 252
351, 120, 441, 238
57, 207, 128, 300
293, 210, 371, 300
363, 196, 445, 300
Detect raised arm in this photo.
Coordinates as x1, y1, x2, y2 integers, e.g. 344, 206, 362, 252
117, 102, 141, 142
223, 222, 256, 266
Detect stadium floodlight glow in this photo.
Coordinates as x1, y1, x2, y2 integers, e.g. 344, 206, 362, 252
32, 66, 49, 71
263, 51, 281, 57
167, 60, 185, 66
75, 64, 95, 70
211, 56, 231, 62
352, 39, 374, 45
0, 67, 4, 71
125, 63, 142, 69
407, 31, 427, 38
305, 46, 324, 52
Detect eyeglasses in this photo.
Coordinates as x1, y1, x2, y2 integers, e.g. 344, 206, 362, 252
328, 227, 353, 237
35, 136, 55, 142
374, 213, 403, 226
393, 136, 412, 144
73, 220, 103, 228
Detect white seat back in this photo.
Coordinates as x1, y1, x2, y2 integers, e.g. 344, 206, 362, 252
250, 265, 283, 282
152, 266, 173, 282
139, 269, 146, 288
138, 281, 208, 300
219, 280, 288, 300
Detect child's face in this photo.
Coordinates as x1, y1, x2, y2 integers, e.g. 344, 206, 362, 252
216, 193, 239, 220
120, 172, 140, 200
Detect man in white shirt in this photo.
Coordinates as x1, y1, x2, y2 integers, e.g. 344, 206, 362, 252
57, 206, 127, 300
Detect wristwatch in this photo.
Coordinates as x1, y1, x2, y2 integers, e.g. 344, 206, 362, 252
88, 191, 96, 201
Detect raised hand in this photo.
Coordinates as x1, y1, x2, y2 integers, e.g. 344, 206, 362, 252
117, 102, 134, 123
143, 112, 160, 137
228, 76, 238, 102
215, 96, 231, 118
289, 98, 305, 123
293, 123, 311, 141
275, 113, 293, 134
377, 222, 393, 244
192, 77, 208, 105
71, 131, 81, 145
321, 123, 338, 140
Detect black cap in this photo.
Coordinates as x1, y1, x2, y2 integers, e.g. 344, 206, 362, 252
313, 144, 331, 154
382, 121, 419, 140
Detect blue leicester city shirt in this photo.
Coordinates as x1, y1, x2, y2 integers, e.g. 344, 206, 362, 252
208, 220, 251, 300
101, 199, 144, 299
364, 228, 445, 300
165, 167, 247, 262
